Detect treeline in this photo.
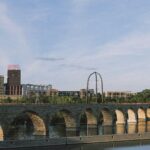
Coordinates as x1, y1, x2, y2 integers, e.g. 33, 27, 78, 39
0, 95, 86, 104
1, 89, 150, 104
105, 89, 150, 103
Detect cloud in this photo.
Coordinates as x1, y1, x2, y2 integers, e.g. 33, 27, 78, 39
60, 64, 97, 71
1, 0, 150, 92
0, 3, 28, 50
97, 32, 150, 58
72, 0, 93, 11
36, 57, 64, 61
0, 2, 33, 81
77, 31, 150, 66
0, 1, 31, 67
27, 7, 51, 22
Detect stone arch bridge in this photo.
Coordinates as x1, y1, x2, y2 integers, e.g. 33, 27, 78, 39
0, 103, 150, 141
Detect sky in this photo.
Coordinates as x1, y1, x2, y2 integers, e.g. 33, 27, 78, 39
0, 0, 150, 92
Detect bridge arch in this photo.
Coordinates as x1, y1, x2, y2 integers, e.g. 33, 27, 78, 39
127, 108, 137, 123
0, 126, 4, 141
6, 111, 46, 140
115, 109, 126, 124
114, 109, 126, 134
146, 107, 150, 120
50, 109, 76, 128
50, 109, 76, 137
80, 108, 97, 125
138, 108, 146, 121
79, 108, 97, 136
99, 108, 112, 125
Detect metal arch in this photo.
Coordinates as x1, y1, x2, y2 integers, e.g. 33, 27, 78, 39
86, 72, 95, 104
86, 72, 104, 104
97, 72, 104, 103
95, 72, 98, 103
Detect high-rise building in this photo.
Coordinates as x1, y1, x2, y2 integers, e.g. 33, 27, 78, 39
0, 75, 4, 95
6, 65, 22, 95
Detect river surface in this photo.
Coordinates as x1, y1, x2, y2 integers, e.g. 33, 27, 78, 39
6, 121, 150, 149
48, 121, 150, 138
11, 140, 150, 150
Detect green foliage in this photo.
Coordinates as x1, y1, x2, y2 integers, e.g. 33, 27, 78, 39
0, 97, 13, 103
128, 89, 150, 103
1, 89, 150, 104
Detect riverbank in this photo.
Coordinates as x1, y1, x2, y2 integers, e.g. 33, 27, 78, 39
1, 132, 150, 149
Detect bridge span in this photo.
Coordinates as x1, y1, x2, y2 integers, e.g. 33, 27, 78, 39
0, 103, 149, 141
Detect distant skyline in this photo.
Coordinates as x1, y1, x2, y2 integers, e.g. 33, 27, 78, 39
0, 0, 150, 92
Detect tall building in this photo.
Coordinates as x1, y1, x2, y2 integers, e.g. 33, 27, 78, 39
0, 75, 4, 95
6, 65, 22, 95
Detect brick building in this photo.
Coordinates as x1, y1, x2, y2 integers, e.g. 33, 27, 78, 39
6, 65, 22, 95
0, 75, 4, 95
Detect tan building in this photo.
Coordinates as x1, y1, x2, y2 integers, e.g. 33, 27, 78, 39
105, 91, 134, 99
80, 89, 86, 99
0, 75, 4, 95
46, 88, 58, 96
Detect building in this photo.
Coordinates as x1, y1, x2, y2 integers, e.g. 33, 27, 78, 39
105, 91, 134, 99
6, 65, 22, 95
47, 88, 58, 96
50, 89, 95, 99
22, 84, 52, 97
0, 75, 4, 95
80, 89, 95, 99
80, 89, 86, 99
58, 91, 80, 97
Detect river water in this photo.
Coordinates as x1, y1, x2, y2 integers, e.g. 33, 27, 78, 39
12, 141, 150, 150
48, 121, 150, 138
7, 121, 150, 149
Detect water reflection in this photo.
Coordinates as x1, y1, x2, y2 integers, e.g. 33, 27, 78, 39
115, 124, 125, 134
49, 125, 66, 138
146, 121, 150, 132
66, 127, 77, 137
127, 123, 137, 134
48, 121, 150, 138
78, 141, 150, 150
10, 120, 150, 140
103, 125, 113, 135
138, 121, 146, 133
15, 141, 150, 150
87, 125, 98, 136
79, 124, 87, 136
7, 124, 35, 140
